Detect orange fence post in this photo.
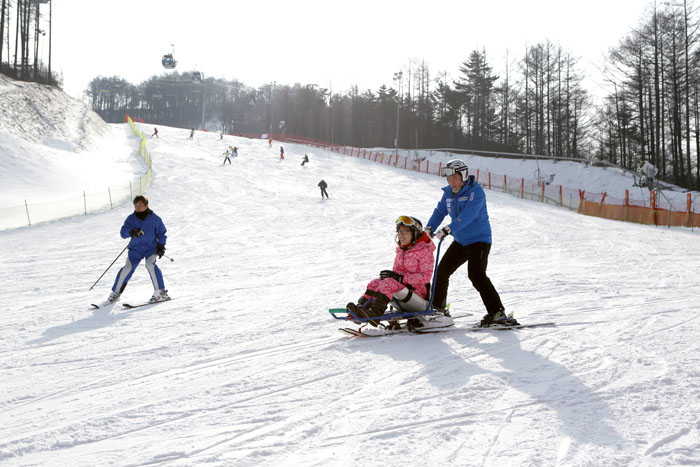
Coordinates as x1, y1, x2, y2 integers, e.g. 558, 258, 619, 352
504, 175, 507, 192
520, 178, 525, 198
488, 172, 491, 190
624, 190, 630, 222
651, 191, 658, 226
540, 182, 545, 202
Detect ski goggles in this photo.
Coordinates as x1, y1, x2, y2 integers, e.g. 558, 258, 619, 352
440, 167, 466, 177
395, 216, 420, 228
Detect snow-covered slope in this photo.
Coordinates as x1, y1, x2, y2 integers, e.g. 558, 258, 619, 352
378, 147, 695, 209
1, 126, 699, 466
0, 75, 141, 207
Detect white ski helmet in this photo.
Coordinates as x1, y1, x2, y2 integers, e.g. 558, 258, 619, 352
441, 159, 468, 179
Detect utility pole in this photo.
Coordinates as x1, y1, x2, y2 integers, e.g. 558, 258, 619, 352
393, 71, 403, 157
48, 0, 52, 78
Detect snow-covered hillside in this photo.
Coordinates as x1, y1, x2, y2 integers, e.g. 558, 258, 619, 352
378, 147, 696, 210
0, 75, 141, 209
1, 125, 699, 466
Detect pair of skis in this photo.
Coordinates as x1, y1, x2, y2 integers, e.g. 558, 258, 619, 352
90, 299, 172, 311
339, 321, 555, 338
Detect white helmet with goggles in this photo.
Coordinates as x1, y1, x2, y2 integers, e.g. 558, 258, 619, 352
441, 159, 468, 178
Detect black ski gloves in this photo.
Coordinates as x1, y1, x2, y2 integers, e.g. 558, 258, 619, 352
379, 270, 403, 282
130, 228, 144, 238
156, 244, 166, 258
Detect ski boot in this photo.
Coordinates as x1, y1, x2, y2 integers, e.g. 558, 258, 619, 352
149, 289, 171, 303
346, 292, 389, 327
106, 291, 120, 304
479, 310, 519, 328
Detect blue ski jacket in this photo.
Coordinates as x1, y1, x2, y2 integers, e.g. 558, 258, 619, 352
120, 209, 167, 256
426, 175, 492, 246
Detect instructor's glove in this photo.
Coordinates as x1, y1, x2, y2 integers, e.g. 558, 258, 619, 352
130, 228, 144, 238
379, 270, 403, 283
156, 244, 166, 259
435, 226, 451, 240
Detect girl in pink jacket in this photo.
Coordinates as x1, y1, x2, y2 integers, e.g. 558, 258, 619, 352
346, 216, 435, 326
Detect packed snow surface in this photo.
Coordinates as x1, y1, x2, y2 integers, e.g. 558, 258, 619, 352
0, 75, 141, 207
1, 126, 699, 466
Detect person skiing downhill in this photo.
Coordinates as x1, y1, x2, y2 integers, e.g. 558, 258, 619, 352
105, 196, 170, 304
279, 146, 285, 160
222, 149, 232, 165
151, 127, 159, 138
346, 217, 453, 329
425, 160, 514, 328
301, 154, 309, 166
189, 128, 195, 139
318, 180, 329, 199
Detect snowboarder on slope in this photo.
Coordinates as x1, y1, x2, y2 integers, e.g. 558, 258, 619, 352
425, 160, 514, 328
151, 127, 159, 138
301, 154, 309, 166
318, 179, 329, 199
106, 196, 170, 304
346, 217, 451, 329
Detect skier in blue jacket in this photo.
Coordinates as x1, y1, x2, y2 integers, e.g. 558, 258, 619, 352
426, 160, 515, 327
106, 195, 170, 304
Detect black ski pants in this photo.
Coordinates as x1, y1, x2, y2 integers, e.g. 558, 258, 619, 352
320, 187, 329, 199
433, 241, 504, 314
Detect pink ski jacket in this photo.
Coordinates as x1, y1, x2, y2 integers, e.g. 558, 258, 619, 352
392, 233, 436, 298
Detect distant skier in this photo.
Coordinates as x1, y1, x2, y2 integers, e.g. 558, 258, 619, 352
151, 127, 159, 138
268, 138, 273, 147
280, 146, 285, 160
425, 159, 512, 328
301, 154, 309, 166
232, 146, 239, 158
105, 196, 170, 304
222, 149, 232, 165
318, 179, 329, 199
345, 217, 450, 329
189, 128, 195, 139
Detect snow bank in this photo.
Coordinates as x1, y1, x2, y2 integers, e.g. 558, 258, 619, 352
0, 74, 145, 228
372, 147, 696, 211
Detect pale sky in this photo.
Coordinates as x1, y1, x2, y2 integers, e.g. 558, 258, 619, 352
51, 0, 654, 102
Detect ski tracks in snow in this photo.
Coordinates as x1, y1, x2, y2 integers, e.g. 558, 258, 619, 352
2, 125, 700, 465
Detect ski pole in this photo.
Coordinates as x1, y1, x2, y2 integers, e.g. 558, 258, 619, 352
89, 244, 129, 291
162, 254, 174, 262
426, 236, 445, 312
